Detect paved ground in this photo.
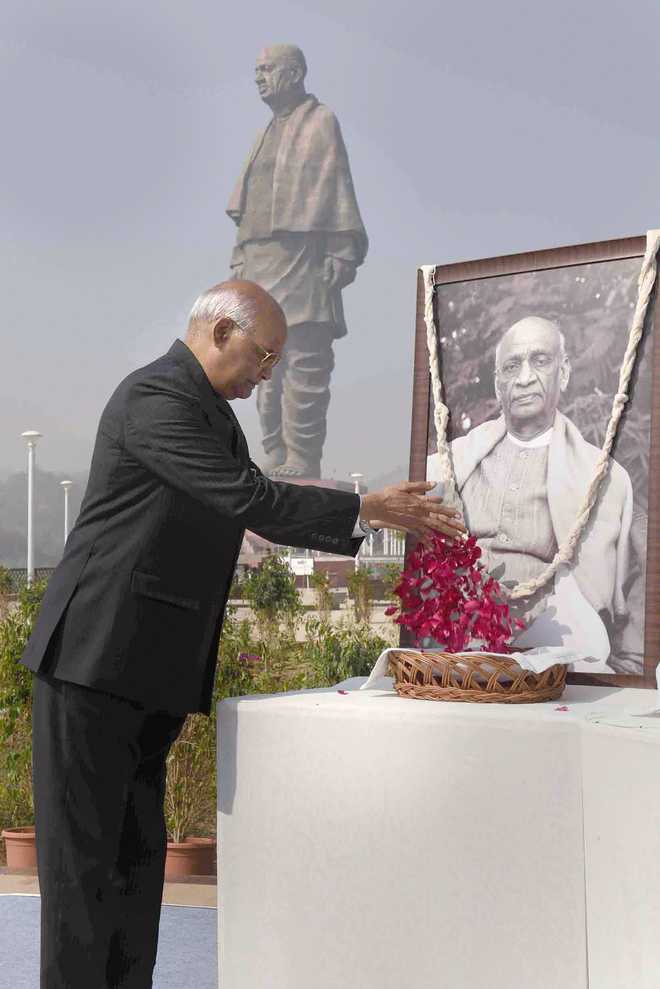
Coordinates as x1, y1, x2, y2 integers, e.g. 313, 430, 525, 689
0, 868, 217, 908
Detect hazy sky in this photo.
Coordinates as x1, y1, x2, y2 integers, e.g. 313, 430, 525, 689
1, 0, 658, 487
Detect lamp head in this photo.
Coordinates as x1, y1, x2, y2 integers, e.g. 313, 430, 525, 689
21, 430, 42, 446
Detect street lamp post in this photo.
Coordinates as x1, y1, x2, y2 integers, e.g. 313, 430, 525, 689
349, 472, 364, 571
60, 480, 73, 545
21, 431, 42, 586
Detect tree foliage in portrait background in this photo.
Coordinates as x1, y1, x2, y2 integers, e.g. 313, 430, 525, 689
428, 257, 652, 513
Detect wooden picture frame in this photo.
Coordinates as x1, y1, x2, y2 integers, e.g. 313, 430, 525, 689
404, 235, 659, 689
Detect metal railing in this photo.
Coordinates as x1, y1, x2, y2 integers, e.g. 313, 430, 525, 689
2, 568, 55, 593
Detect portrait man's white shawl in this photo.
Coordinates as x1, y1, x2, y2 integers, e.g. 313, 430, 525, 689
427, 410, 633, 666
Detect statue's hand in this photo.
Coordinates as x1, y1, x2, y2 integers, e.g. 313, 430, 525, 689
323, 256, 357, 290
230, 264, 245, 279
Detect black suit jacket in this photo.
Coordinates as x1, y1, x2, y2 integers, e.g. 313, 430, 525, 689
20, 340, 363, 715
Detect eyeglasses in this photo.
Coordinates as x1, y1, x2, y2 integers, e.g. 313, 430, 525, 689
231, 319, 282, 370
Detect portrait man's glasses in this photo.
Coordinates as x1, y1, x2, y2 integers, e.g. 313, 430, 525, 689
230, 319, 282, 370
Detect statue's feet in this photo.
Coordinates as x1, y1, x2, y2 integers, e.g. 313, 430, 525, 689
261, 446, 287, 473
269, 462, 307, 478
269, 459, 321, 479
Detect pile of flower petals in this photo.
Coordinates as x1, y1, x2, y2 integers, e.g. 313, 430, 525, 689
385, 532, 525, 652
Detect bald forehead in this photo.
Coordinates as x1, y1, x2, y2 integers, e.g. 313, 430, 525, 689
498, 318, 561, 361
257, 309, 287, 351
244, 290, 286, 348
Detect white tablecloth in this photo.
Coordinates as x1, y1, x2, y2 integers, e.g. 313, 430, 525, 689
217, 682, 660, 989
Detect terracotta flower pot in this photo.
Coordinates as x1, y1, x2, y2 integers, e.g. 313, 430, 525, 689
2, 826, 37, 871
165, 837, 216, 880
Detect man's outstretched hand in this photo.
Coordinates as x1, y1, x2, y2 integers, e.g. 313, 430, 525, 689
359, 481, 466, 546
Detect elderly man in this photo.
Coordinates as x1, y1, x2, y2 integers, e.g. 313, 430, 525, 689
227, 44, 368, 479
21, 280, 464, 989
427, 315, 644, 672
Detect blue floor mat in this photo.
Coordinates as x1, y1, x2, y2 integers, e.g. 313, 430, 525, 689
0, 894, 218, 988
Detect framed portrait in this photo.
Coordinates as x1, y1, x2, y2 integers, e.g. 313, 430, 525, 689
406, 235, 660, 688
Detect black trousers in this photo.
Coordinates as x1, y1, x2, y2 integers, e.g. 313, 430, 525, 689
31, 670, 187, 989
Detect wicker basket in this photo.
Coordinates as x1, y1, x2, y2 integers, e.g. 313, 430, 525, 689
387, 649, 567, 704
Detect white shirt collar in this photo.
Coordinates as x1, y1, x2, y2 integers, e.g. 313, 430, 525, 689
506, 425, 554, 449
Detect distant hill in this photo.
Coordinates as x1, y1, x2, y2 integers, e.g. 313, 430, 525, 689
0, 468, 88, 567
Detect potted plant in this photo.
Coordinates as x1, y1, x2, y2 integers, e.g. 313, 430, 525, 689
0, 579, 48, 870
164, 711, 218, 879
163, 606, 254, 880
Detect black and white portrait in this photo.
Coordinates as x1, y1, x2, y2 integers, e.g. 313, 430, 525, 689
425, 256, 651, 675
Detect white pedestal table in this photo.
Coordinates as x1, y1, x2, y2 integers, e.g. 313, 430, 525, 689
216, 682, 660, 988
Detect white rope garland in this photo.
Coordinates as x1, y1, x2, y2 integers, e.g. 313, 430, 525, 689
422, 229, 660, 600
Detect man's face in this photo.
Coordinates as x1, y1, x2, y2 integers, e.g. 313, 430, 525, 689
214, 315, 286, 401
494, 318, 569, 434
255, 50, 297, 103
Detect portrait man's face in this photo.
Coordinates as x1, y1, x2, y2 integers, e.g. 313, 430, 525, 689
255, 49, 299, 104
494, 317, 570, 436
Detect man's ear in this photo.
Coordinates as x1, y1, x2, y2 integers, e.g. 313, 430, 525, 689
212, 317, 235, 348
559, 359, 571, 392
288, 64, 304, 86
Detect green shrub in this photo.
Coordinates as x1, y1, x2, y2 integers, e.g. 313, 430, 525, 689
242, 555, 303, 667
309, 569, 333, 618
0, 578, 49, 829
346, 564, 374, 623
228, 572, 244, 600
0, 566, 12, 596
300, 616, 389, 687
212, 607, 259, 701
380, 562, 404, 601
243, 554, 302, 623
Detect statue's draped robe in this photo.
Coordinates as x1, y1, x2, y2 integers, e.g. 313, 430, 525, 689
227, 94, 368, 338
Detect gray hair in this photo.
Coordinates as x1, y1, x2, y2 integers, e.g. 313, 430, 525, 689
187, 283, 258, 336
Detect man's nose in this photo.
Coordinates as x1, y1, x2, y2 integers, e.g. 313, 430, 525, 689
515, 358, 536, 384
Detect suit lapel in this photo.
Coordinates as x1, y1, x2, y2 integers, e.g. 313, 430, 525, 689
196, 394, 247, 462
212, 395, 250, 462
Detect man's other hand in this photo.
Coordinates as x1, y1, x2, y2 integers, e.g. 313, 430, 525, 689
360, 481, 467, 546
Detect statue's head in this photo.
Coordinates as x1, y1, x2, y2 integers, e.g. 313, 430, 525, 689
493, 316, 571, 437
255, 45, 307, 108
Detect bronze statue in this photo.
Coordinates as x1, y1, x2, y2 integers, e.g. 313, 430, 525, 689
227, 44, 368, 478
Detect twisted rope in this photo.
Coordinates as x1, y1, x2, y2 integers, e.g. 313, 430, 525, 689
420, 264, 460, 508
422, 229, 660, 599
